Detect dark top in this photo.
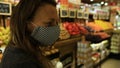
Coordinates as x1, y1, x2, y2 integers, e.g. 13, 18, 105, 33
1, 45, 43, 68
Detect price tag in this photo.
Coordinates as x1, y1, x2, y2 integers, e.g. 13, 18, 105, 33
93, 14, 98, 20
101, 14, 104, 20
69, 9, 76, 18
106, 13, 109, 20
60, 8, 68, 18
98, 13, 102, 20
77, 10, 83, 19
0, 2, 12, 15
106, 15, 109, 20
102, 13, 106, 20
84, 12, 89, 19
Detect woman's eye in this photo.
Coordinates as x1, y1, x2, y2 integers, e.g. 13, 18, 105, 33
45, 21, 58, 27
45, 22, 52, 27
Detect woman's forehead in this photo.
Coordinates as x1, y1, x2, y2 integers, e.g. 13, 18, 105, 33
34, 4, 58, 20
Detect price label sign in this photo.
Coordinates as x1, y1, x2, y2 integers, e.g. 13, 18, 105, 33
101, 14, 104, 20
104, 14, 106, 20
69, 9, 76, 18
0, 2, 12, 15
98, 13, 102, 20
106, 15, 109, 20
83, 12, 89, 19
106, 13, 109, 20
93, 14, 98, 20
60, 8, 68, 18
77, 10, 83, 19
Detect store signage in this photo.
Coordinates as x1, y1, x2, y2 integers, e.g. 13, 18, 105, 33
97, 10, 109, 20
68, 0, 81, 5
103, 14, 106, 20
106, 12, 109, 20
77, 10, 83, 19
60, 8, 68, 17
93, 14, 98, 20
60, 0, 68, 4
98, 13, 102, 20
69, 9, 76, 18
83, 12, 89, 19
0, 2, 12, 15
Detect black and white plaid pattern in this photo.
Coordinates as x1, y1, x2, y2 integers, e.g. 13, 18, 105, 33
31, 26, 60, 46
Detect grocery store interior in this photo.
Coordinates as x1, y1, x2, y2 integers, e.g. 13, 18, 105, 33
0, 0, 120, 68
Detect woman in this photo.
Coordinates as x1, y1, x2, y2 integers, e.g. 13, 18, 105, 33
1, 0, 60, 68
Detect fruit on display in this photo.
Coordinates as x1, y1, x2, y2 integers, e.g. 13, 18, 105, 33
93, 32, 110, 39
76, 23, 89, 35
77, 41, 93, 67
0, 27, 10, 46
61, 22, 89, 36
111, 30, 120, 54
86, 20, 114, 32
86, 22, 103, 32
63, 22, 80, 35
92, 53, 100, 63
41, 46, 59, 56
95, 20, 114, 30
59, 23, 70, 40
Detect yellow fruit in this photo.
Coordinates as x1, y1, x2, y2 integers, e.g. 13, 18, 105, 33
0, 27, 5, 31
0, 32, 3, 36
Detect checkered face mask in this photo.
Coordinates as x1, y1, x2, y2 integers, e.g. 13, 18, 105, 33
31, 25, 60, 46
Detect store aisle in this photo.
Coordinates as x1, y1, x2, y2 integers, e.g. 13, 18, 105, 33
101, 59, 120, 68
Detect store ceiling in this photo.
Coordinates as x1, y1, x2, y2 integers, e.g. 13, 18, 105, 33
81, 0, 120, 4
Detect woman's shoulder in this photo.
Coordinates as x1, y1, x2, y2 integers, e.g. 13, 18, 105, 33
1, 45, 43, 68
2, 45, 30, 61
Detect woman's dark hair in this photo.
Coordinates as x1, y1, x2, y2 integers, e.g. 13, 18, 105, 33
9, 0, 56, 68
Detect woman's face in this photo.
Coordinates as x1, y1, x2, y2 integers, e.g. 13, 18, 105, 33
28, 4, 60, 46
29, 4, 59, 30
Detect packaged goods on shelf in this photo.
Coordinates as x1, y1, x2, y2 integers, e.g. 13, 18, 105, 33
111, 46, 120, 50
111, 30, 120, 54
51, 58, 63, 68
90, 39, 110, 66
81, 61, 94, 68
100, 50, 107, 60
111, 49, 120, 54
77, 41, 93, 68
90, 40, 109, 51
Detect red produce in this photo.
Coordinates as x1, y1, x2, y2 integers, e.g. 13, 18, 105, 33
76, 23, 89, 35
62, 22, 80, 35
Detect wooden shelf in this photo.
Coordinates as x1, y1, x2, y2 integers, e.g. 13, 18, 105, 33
104, 29, 113, 35
54, 37, 81, 68
54, 37, 81, 47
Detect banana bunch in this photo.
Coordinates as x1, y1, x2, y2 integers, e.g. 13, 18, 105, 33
0, 27, 10, 46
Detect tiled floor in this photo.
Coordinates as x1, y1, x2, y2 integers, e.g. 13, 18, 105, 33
101, 59, 120, 68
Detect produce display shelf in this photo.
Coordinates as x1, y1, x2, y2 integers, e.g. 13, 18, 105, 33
54, 36, 81, 47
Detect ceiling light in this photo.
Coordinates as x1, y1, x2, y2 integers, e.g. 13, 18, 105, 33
101, 1, 104, 4
105, 2, 108, 6
90, 0, 94, 2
